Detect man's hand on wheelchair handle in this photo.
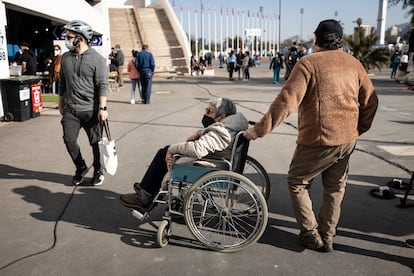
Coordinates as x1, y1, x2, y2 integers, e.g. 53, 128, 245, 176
244, 127, 258, 140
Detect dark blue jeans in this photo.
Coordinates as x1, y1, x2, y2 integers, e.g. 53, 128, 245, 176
61, 110, 102, 173
140, 72, 153, 103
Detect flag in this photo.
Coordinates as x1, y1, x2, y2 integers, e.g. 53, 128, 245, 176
180, 1, 183, 11
188, 3, 190, 11
247, 10, 250, 17
201, 4, 204, 14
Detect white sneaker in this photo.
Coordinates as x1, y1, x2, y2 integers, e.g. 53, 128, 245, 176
130, 99, 135, 104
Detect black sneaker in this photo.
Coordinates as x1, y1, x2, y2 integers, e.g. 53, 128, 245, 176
72, 165, 89, 185
91, 171, 105, 186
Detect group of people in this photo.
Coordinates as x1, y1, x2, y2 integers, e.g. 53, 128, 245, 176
126, 45, 155, 104
58, 18, 379, 254
390, 50, 409, 81
118, 19, 378, 254
108, 43, 155, 105
226, 49, 254, 81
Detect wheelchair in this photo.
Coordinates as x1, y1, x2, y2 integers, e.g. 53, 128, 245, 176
128, 131, 269, 252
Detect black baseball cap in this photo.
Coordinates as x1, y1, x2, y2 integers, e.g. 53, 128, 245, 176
314, 19, 343, 38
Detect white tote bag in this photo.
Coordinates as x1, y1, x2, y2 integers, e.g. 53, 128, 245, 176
98, 120, 118, 176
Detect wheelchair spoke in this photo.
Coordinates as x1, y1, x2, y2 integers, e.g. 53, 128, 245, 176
185, 171, 268, 252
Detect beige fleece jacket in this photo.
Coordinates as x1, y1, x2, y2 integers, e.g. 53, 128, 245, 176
254, 49, 378, 146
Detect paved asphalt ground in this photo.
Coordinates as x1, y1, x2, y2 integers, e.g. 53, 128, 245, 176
0, 60, 413, 275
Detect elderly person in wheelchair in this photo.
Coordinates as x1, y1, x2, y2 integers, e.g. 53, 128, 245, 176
120, 98, 248, 211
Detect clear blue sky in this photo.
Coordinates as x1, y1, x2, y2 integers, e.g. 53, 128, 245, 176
169, 0, 409, 42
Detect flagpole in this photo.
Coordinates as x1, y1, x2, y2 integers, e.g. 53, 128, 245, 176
187, 3, 191, 55
226, 8, 228, 52
231, 9, 234, 49
214, 5, 217, 58
201, 1, 204, 57
278, 0, 281, 53
242, 10, 245, 51
208, 5, 211, 54
195, 7, 198, 59
236, 9, 239, 50
180, 1, 183, 26
220, 7, 223, 54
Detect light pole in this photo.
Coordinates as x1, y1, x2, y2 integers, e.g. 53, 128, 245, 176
300, 8, 304, 42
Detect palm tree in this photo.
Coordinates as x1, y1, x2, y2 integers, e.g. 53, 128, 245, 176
389, 0, 414, 25
345, 18, 390, 71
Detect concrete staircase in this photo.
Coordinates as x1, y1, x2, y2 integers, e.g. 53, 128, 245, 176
108, 8, 142, 57
108, 7, 188, 76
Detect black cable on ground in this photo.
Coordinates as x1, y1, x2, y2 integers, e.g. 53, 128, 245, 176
0, 184, 79, 271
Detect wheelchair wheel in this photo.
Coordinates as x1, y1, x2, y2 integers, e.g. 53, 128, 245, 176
156, 220, 171, 248
244, 156, 271, 201
184, 171, 268, 253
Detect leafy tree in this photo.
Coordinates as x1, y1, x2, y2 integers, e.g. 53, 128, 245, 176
345, 18, 390, 71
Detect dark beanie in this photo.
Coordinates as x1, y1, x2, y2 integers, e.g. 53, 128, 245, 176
314, 19, 343, 39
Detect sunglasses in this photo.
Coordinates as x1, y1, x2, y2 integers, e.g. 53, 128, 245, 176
205, 107, 213, 114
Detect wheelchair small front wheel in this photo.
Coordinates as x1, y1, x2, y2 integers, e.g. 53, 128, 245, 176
156, 220, 171, 248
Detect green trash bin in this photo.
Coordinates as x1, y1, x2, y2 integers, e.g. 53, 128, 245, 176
0, 76, 41, 121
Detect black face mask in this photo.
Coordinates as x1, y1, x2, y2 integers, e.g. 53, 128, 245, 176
202, 115, 215, 128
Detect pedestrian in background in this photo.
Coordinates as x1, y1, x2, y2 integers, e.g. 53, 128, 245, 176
127, 49, 141, 104
236, 49, 245, 80
390, 50, 401, 79
244, 19, 378, 253
114, 44, 125, 88
18, 41, 37, 75
49, 44, 62, 93
135, 44, 155, 104
242, 51, 251, 81
59, 20, 108, 186
227, 50, 236, 80
270, 52, 283, 84
397, 51, 409, 82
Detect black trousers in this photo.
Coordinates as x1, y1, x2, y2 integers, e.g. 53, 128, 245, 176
140, 146, 169, 195
61, 110, 101, 172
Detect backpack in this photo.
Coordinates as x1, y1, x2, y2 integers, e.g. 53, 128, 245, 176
248, 58, 254, 67
287, 48, 298, 65
392, 54, 401, 64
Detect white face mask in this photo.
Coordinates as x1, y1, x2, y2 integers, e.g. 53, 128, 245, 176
65, 37, 76, 51
54, 50, 60, 56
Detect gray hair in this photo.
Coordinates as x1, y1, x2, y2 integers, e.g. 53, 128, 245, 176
209, 98, 236, 117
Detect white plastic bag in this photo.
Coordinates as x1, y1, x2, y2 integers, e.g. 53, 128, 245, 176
99, 120, 118, 175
